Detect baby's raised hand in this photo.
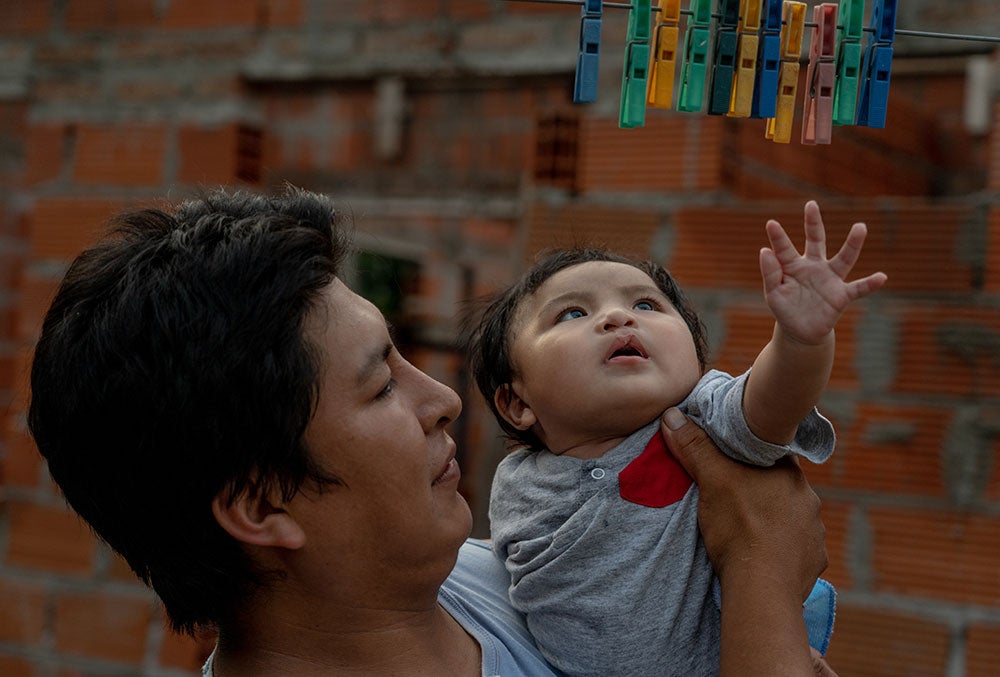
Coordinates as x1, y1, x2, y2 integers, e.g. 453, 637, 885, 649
759, 200, 887, 345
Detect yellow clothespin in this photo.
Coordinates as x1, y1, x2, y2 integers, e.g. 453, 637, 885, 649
728, 0, 762, 118
765, 1, 806, 143
647, 0, 682, 108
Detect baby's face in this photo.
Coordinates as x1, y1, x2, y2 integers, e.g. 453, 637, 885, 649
504, 261, 701, 454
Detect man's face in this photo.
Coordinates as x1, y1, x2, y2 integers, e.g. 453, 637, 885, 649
505, 261, 702, 455
286, 278, 471, 603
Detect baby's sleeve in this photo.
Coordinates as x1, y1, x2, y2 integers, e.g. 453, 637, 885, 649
680, 369, 835, 466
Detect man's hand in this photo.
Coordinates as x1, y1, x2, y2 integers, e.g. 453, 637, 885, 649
660, 407, 832, 676
760, 200, 887, 345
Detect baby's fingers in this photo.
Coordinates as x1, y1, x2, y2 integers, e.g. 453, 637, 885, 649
830, 221, 869, 278
765, 219, 801, 267
759, 247, 784, 295
845, 271, 888, 301
803, 200, 828, 259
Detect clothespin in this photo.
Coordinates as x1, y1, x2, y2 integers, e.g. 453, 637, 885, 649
832, 0, 864, 125
765, 0, 806, 143
728, 0, 762, 118
573, 0, 603, 103
647, 0, 682, 108
750, 0, 783, 119
677, 0, 712, 112
619, 0, 651, 128
707, 0, 741, 115
856, 0, 897, 128
801, 3, 838, 144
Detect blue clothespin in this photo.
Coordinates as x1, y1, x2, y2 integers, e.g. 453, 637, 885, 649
856, 0, 897, 128
677, 0, 712, 112
574, 0, 603, 103
707, 0, 741, 115
750, 0, 783, 118
832, 0, 863, 125
619, 0, 651, 128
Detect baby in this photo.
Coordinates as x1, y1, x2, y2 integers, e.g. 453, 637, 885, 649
467, 201, 886, 676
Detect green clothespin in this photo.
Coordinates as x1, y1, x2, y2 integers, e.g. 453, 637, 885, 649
676, 0, 712, 112
833, 0, 864, 125
619, 0, 651, 128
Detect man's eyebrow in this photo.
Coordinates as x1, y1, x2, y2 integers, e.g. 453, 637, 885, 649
356, 322, 395, 387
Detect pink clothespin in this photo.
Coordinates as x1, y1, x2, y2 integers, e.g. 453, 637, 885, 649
801, 3, 838, 144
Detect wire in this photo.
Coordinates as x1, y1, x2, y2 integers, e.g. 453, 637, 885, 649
506, 0, 1000, 44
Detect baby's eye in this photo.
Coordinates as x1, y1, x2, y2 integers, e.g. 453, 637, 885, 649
634, 300, 656, 311
557, 308, 586, 322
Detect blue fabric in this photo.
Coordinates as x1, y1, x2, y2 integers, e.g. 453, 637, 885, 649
804, 578, 837, 656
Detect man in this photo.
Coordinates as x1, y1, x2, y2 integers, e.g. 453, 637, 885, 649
29, 187, 834, 675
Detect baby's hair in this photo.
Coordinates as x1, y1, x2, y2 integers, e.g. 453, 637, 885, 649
465, 248, 708, 452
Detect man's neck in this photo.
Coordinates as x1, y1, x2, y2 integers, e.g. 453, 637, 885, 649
212, 601, 481, 676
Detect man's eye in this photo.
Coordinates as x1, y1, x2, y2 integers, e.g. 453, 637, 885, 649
557, 308, 585, 322
634, 300, 656, 311
376, 378, 396, 400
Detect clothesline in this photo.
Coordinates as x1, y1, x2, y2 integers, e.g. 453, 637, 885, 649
506, 0, 1000, 43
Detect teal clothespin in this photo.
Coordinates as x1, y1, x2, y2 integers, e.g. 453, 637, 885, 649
619, 0, 651, 128
833, 0, 864, 125
677, 0, 712, 112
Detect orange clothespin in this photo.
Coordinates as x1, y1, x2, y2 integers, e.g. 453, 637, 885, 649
801, 3, 838, 144
647, 0, 682, 108
765, 1, 806, 144
728, 0, 762, 118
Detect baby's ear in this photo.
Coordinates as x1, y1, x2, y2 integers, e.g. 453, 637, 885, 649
494, 382, 537, 431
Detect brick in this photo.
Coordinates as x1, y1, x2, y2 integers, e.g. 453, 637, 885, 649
260, 0, 305, 27
892, 304, 1000, 398
870, 507, 1000, 605
446, 0, 493, 20
72, 124, 166, 186
823, 605, 949, 677
161, 0, 258, 29
54, 589, 152, 662
65, 0, 158, 31
178, 124, 240, 185
16, 269, 62, 339
3, 427, 41, 488
578, 116, 724, 193
368, 0, 442, 21
0, 577, 46, 644
988, 436, 1000, 501
968, 623, 1000, 677
838, 403, 947, 496
673, 203, 974, 293
0, 655, 34, 677
28, 197, 127, 261
985, 206, 1000, 292
0, 3, 51, 35
159, 625, 217, 671
24, 124, 67, 186
522, 202, 659, 262
5, 501, 97, 575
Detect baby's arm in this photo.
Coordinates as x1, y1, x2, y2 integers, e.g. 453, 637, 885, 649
744, 201, 887, 444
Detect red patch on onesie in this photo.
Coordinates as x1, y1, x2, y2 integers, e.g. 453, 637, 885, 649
618, 432, 693, 507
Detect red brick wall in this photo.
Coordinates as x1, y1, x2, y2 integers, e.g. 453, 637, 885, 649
0, 2, 998, 675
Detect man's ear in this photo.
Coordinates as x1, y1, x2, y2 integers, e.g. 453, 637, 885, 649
212, 486, 306, 551
494, 382, 537, 431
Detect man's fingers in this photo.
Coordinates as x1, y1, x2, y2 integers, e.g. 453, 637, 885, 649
660, 408, 720, 484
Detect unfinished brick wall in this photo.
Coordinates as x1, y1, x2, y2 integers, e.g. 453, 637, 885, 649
0, 2, 998, 675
